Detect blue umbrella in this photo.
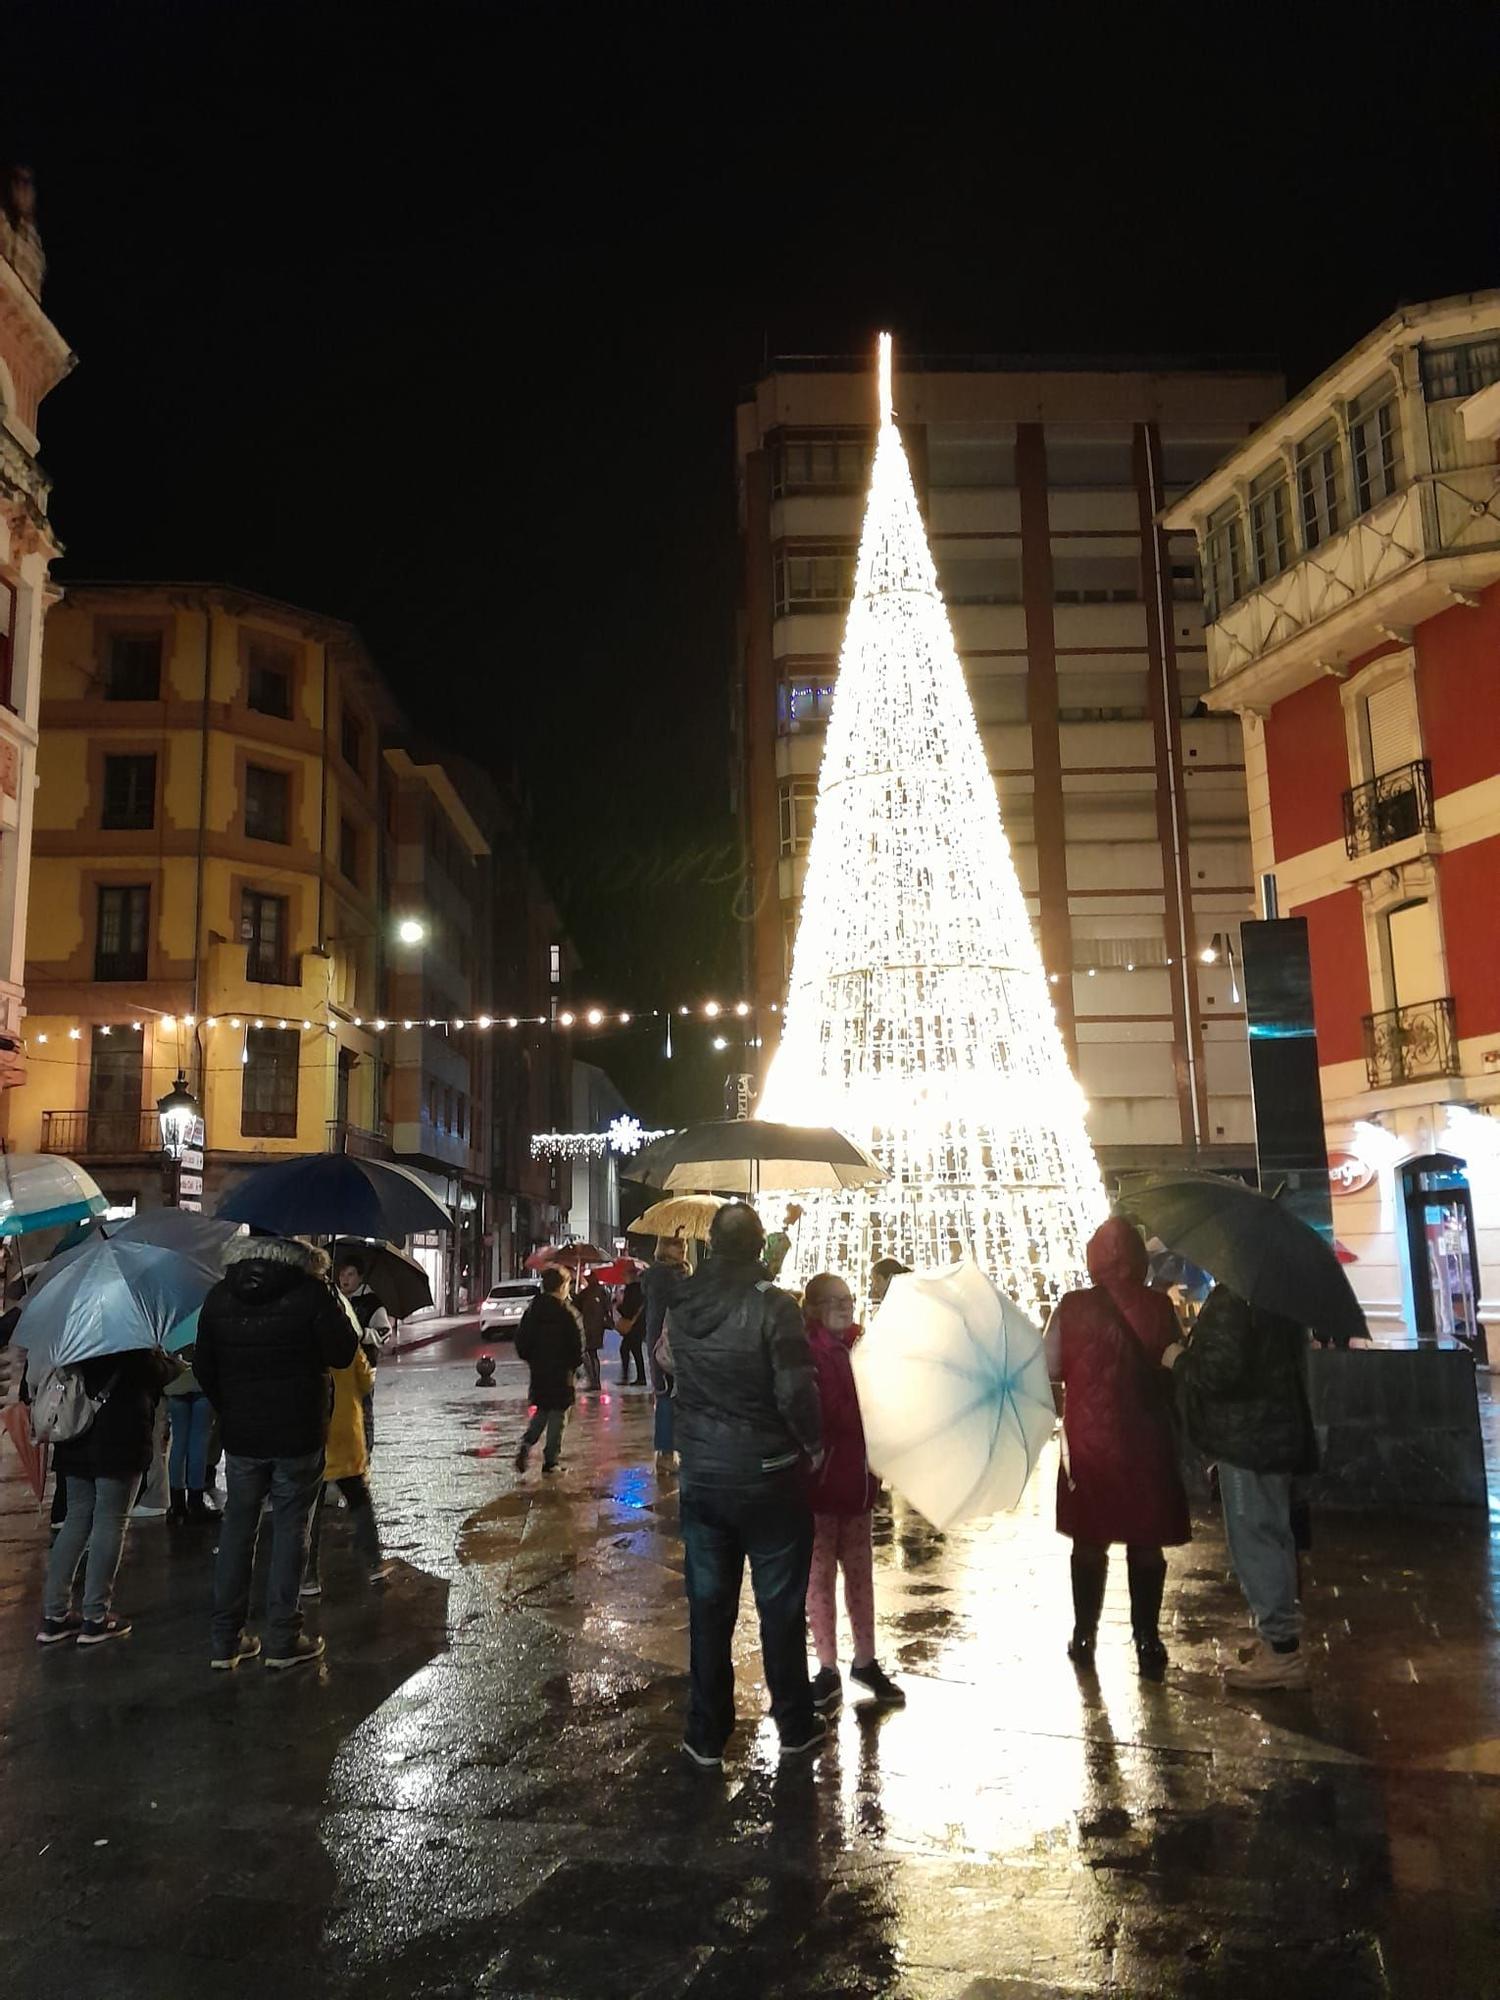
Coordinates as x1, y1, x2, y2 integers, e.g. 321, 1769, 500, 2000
14, 1210, 239, 1369
217, 1153, 453, 1239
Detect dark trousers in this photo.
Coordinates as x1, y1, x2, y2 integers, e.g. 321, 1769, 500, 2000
619, 1334, 647, 1384
1070, 1538, 1167, 1643
211, 1448, 324, 1657
679, 1472, 814, 1751
521, 1405, 567, 1467
306, 1475, 382, 1584
581, 1346, 602, 1392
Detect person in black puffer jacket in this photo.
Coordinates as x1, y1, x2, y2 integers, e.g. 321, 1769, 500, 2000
669, 1203, 823, 1769
37, 1346, 176, 1648
196, 1236, 357, 1671
513, 1266, 584, 1474
1167, 1283, 1318, 1694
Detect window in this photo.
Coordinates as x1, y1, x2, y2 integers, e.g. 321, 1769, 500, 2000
1349, 386, 1404, 515
0, 576, 13, 709
939, 553, 1024, 603
1203, 501, 1247, 622
95, 885, 149, 981
1044, 434, 1134, 488
88, 1026, 144, 1149
773, 545, 856, 618
1248, 468, 1293, 583
778, 777, 817, 857
1159, 439, 1232, 492
246, 643, 293, 719
777, 670, 838, 734
340, 707, 363, 772
772, 431, 871, 497
926, 426, 1016, 488
1050, 554, 1140, 604
548, 943, 562, 986
105, 633, 162, 701
101, 753, 156, 831
1421, 337, 1500, 404
241, 889, 290, 984
241, 1026, 299, 1138
1296, 422, 1344, 550
339, 815, 360, 886
443, 1086, 454, 1134
244, 763, 290, 843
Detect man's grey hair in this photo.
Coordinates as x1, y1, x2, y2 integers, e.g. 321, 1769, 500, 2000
709, 1202, 766, 1261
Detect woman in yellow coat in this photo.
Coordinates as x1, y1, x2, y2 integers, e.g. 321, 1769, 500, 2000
301, 1348, 392, 1595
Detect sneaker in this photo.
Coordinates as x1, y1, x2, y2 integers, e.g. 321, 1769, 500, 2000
210, 1635, 262, 1671
264, 1634, 326, 1672
367, 1562, 395, 1585
850, 1660, 905, 1705
299, 1580, 323, 1600
1225, 1639, 1308, 1691
77, 1615, 133, 1647
542, 1462, 560, 1476
779, 1717, 827, 1759
130, 1505, 168, 1520
1135, 1637, 1169, 1682
810, 1666, 843, 1712
514, 1443, 530, 1472
36, 1614, 81, 1647
681, 1738, 723, 1769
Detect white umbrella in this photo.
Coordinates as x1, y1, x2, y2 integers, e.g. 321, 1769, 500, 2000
0, 1153, 107, 1237
851, 1259, 1056, 1530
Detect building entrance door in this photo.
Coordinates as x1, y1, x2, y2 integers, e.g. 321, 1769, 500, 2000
1401, 1153, 1484, 1359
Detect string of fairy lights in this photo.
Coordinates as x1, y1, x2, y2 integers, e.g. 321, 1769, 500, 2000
22, 943, 1236, 1058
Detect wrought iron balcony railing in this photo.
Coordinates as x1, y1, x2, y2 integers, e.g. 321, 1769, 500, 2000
41, 1109, 162, 1157
1362, 995, 1459, 1089
1342, 759, 1434, 859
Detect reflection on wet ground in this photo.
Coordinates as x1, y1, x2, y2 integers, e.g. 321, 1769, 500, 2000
0, 1326, 1497, 1996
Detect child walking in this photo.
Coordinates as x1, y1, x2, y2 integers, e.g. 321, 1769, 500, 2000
801, 1273, 904, 1710
302, 1345, 391, 1596
514, 1266, 584, 1474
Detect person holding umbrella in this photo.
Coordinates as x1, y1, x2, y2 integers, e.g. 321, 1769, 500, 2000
335, 1257, 392, 1456
643, 1235, 689, 1465
574, 1270, 612, 1394
1165, 1285, 1318, 1691
1044, 1218, 1189, 1679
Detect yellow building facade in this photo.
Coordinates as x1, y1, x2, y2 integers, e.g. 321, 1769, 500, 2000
5, 583, 396, 1208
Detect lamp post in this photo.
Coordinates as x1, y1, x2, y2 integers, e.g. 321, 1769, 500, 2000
157, 1071, 205, 1210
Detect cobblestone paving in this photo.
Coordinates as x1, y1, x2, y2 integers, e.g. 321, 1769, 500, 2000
1, 1327, 1497, 1997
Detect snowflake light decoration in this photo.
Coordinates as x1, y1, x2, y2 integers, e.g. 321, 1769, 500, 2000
607, 1114, 647, 1156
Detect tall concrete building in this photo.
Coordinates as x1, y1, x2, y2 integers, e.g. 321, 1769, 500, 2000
0, 168, 72, 1087
734, 352, 1284, 1178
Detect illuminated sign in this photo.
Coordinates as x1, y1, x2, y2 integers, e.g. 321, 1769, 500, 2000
1328, 1149, 1376, 1196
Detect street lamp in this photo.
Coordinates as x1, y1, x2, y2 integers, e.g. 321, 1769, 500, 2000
157, 1072, 202, 1160
396, 918, 426, 946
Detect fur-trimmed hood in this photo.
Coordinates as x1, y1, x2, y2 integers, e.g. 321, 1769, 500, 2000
222, 1234, 330, 1304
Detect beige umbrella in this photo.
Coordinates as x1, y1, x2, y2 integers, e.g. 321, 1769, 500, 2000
630, 1194, 724, 1241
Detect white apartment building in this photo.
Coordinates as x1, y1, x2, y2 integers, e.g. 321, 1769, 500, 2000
735, 353, 1283, 1177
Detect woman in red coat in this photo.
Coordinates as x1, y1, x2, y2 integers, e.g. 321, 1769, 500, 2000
802, 1273, 904, 1712
1045, 1217, 1189, 1678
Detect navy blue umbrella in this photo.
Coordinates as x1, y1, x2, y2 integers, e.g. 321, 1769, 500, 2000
217, 1154, 452, 1240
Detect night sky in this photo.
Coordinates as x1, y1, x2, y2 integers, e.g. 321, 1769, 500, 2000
5, 1, 1499, 1121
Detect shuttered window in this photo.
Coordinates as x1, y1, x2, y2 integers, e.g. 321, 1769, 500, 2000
1365, 676, 1420, 777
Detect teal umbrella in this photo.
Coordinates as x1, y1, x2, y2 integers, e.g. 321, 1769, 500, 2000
14, 1211, 238, 1369
1116, 1170, 1366, 1345
0, 1153, 107, 1236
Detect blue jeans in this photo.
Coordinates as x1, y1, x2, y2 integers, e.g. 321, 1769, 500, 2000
1218, 1462, 1302, 1644
167, 1393, 212, 1489
211, 1448, 325, 1657
653, 1386, 675, 1454
43, 1475, 132, 1624
679, 1470, 814, 1751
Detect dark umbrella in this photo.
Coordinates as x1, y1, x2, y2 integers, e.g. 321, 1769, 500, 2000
331, 1239, 434, 1319
218, 1154, 452, 1239
1117, 1171, 1367, 1345
525, 1242, 610, 1273
623, 1120, 885, 1196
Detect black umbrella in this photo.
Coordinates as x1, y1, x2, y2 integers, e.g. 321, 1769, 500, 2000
1116, 1170, 1367, 1345
331, 1239, 434, 1319
623, 1120, 885, 1196
218, 1154, 452, 1239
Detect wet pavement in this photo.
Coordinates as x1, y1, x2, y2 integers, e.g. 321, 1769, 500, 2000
2, 1327, 1499, 1998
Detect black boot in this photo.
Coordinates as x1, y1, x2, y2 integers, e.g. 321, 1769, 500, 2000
187, 1489, 217, 1521
1068, 1545, 1108, 1665
1127, 1548, 1168, 1679
169, 1488, 189, 1524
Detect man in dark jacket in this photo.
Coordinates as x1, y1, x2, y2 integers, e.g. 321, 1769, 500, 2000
574, 1273, 612, 1393
37, 1346, 175, 1647
196, 1236, 357, 1671
1169, 1284, 1318, 1691
669, 1203, 823, 1767
514, 1265, 584, 1473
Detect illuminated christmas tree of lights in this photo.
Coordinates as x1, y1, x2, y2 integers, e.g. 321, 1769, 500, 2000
758, 333, 1107, 1315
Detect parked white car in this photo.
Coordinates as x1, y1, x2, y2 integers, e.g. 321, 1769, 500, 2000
479, 1278, 539, 1337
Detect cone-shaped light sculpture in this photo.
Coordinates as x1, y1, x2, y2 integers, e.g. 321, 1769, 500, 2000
759, 334, 1107, 1313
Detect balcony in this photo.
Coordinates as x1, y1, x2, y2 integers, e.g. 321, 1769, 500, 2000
1342, 759, 1434, 860
326, 1119, 392, 1160
245, 945, 299, 988
1362, 996, 1460, 1090
41, 1109, 161, 1158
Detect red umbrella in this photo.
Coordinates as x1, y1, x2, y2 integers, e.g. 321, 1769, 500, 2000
590, 1257, 646, 1285
1, 1401, 48, 1503
524, 1243, 610, 1274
